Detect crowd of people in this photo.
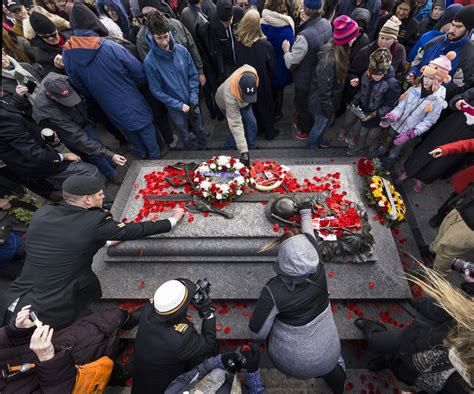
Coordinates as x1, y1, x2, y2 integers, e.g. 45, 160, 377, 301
1, 0, 473, 392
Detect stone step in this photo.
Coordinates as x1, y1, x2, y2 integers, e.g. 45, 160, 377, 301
95, 257, 411, 301
93, 300, 415, 341
104, 368, 412, 393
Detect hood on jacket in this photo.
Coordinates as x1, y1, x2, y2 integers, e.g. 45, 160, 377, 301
146, 28, 177, 59
63, 30, 104, 66
383, 65, 396, 80
23, 6, 70, 40
350, 7, 371, 29
274, 234, 320, 290
96, 0, 130, 32
70, 2, 109, 37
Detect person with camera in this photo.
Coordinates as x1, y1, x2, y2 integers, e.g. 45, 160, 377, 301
143, 12, 208, 151
165, 343, 265, 393
0, 175, 185, 330
0, 304, 140, 393
132, 278, 217, 394
249, 201, 345, 393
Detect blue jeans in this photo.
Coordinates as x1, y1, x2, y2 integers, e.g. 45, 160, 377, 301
81, 125, 117, 178
167, 106, 208, 150
307, 115, 333, 149
223, 105, 257, 150
122, 123, 160, 159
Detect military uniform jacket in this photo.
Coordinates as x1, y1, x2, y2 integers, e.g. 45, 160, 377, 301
132, 303, 217, 394
0, 203, 172, 329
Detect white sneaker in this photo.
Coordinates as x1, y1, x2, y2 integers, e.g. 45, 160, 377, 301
169, 134, 178, 149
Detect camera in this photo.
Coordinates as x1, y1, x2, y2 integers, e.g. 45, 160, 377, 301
451, 258, 474, 278
192, 278, 211, 306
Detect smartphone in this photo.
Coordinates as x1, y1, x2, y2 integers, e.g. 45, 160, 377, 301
26, 80, 37, 94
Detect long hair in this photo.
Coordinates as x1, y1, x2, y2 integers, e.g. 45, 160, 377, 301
393, 0, 417, 19
324, 41, 350, 84
263, 0, 288, 14
235, 9, 266, 47
2, 28, 33, 63
259, 226, 302, 253
406, 265, 474, 385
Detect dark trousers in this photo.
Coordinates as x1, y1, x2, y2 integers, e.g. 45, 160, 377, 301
294, 88, 313, 133
364, 322, 404, 354
322, 364, 346, 394
273, 87, 284, 118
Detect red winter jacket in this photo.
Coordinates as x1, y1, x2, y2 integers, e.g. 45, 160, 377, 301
438, 138, 474, 155
0, 310, 123, 394
437, 138, 474, 193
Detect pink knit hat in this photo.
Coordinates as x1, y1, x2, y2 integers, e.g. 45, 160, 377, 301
332, 15, 359, 45
421, 51, 456, 83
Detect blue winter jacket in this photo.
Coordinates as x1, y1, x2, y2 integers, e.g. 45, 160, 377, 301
407, 29, 444, 62
415, 0, 432, 23
410, 32, 472, 76
96, 0, 130, 35
390, 85, 447, 136
143, 32, 199, 111
261, 23, 294, 89
63, 29, 153, 131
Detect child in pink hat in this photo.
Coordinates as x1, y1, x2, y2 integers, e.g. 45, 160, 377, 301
374, 52, 455, 188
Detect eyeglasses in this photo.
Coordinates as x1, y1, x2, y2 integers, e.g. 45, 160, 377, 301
39, 31, 58, 39
238, 2, 249, 8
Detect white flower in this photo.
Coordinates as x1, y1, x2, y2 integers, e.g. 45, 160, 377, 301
198, 165, 210, 174
236, 190, 242, 196
234, 162, 244, 170
217, 156, 230, 167
202, 191, 208, 198
218, 166, 222, 171
378, 200, 385, 207
210, 163, 216, 169
236, 176, 245, 185
200, 180, 211, 190
194, 177, 199, 182
219, 184, 230, 194
216, 193, 222, 200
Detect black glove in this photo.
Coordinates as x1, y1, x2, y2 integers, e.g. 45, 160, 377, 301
220, 352, 243, 373
242, 343, 260, 373
297, 200, 314, 211
240, 152, 250, 167
194, 293, 213, 319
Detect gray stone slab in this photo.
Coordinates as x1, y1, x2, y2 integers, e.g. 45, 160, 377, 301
94, 300, 414, 341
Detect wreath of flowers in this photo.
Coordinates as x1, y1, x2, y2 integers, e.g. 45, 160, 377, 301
357, 157, 406, 227
249, 160, 290, 191
190, 156, 250, 204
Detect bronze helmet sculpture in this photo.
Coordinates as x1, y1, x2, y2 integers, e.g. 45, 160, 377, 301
265, 196, 299, 226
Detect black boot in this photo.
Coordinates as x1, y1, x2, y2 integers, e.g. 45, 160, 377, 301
368, 355, 390, 372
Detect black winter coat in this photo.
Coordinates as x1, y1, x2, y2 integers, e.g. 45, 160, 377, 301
308, 46, 346, 118
132, 303, 217, 394
349, 40, 407, 81
0, 204, 172, 329
404, 87, 474, 182
353, 66, 401, 127
0, 310, 123, 394
0, 101, 68, 181
235, 39, 276, 139
29, 30, 73, 75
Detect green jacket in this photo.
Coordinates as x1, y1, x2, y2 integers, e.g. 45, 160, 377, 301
137, 20, 203, 73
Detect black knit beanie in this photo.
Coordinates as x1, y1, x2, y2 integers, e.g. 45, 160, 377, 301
453, 4, 474, 32
30, 11, 56, 35
217, 0, 233, 22
138, 0, 161, 12
70, 2, 109, 37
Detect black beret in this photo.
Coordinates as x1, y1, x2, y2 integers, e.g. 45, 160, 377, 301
62, 176, 104, 195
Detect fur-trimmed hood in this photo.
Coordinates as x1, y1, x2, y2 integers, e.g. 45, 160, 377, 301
23, 6, 70, 40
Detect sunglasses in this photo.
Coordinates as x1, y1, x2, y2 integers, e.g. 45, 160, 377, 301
39, 32, 58, 39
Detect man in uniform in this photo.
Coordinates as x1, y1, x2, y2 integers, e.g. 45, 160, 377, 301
132, 278, 217, 393
0, 175, 185, 329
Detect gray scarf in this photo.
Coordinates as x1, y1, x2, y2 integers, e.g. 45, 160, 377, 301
2, 56, 40, 104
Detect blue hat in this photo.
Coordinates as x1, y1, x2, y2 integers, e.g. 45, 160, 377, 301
304, 0, 322, 10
